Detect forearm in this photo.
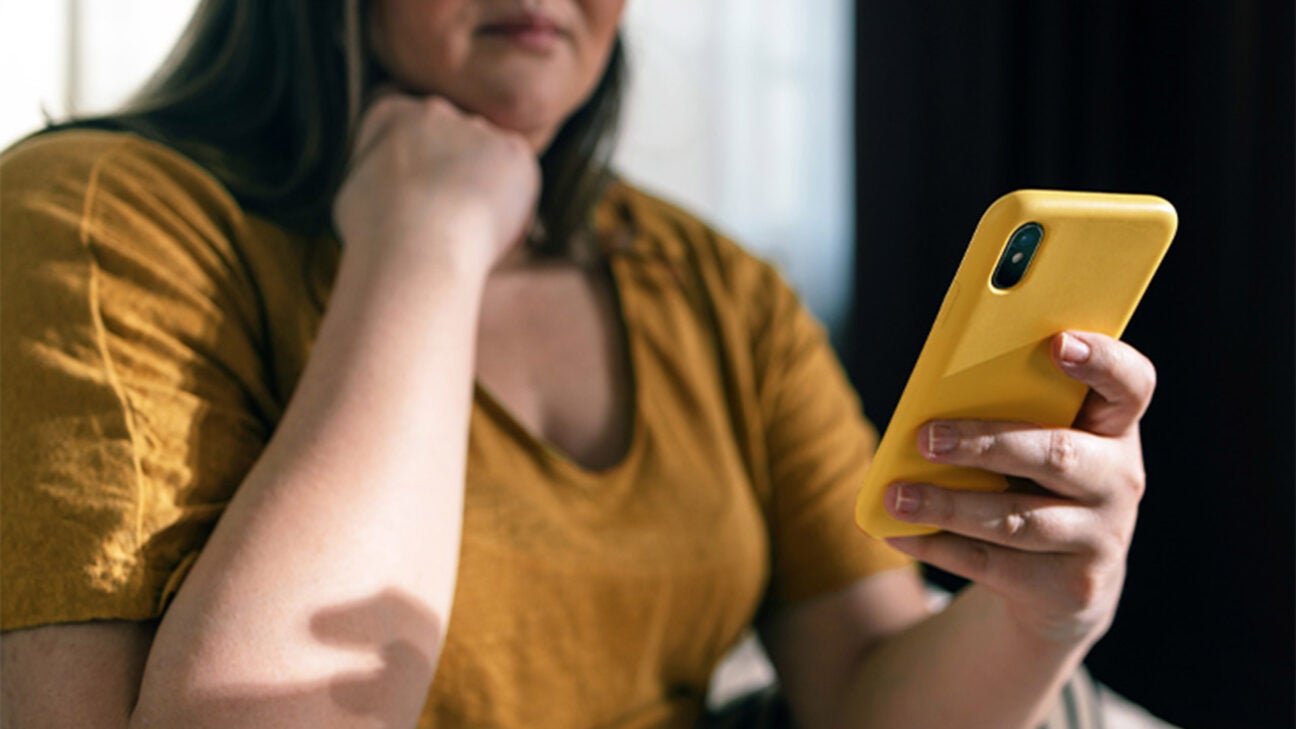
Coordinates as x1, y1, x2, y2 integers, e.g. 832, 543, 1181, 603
840, 584, 1093, 729
131, 247, 486, 727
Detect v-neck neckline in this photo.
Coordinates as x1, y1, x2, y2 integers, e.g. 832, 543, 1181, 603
472, 253, 645, 481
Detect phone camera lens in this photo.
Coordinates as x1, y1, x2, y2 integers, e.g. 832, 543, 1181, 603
992, 222, 1044, 290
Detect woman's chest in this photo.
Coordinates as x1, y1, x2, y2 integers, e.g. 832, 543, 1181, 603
474, 261, 633, 472
430, 256, 771, 726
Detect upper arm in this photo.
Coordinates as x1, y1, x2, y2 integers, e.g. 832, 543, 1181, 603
716, 242, 932, 722
1, 134, 267, 723
1, 133, 270, 632
1, 620, 156, 729
733, 253, 913, 603
757, 566, 930, 729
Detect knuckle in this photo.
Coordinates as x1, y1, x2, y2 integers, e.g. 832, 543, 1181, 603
1064, 566, 1105, 610
1044, 430, 1080, 476
1126, 464, 1148, 500
368, 94, 403, 115
424, 95, 453, 111
970, 432, 999, 458
357, 101, 399, 136
1105, 339, 1127, 370
996, 506, 1033, 543
1138, 357, 1158, 404
1096, 347, 1128, 391
1111, 345, 1157, 408
426, 99, 460, 122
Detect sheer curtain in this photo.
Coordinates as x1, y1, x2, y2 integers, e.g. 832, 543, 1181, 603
1, 1, 856, 329
617, 0, 856, 330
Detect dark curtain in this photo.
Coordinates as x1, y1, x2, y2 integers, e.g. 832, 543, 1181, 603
845, 2, 1294, 728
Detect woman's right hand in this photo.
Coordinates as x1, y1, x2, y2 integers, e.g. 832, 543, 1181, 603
333, 93, 541, 277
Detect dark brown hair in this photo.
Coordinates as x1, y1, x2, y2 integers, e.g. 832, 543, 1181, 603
47, 0, 626, 257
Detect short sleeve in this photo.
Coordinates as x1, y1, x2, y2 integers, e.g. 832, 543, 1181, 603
745, 258, 913, 605
1, 132, 272, 631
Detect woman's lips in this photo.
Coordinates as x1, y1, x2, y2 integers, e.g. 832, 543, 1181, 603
479, 13, 564, 52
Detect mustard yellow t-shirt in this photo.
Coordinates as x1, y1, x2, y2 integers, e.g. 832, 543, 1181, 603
1, 130, 909, 727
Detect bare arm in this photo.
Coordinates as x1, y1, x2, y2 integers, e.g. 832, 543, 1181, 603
763, 331, 1154, 728
1, 621, 155, 729
3, 96, 538, 729
763, 576, 1089, 729
130, 241, 487, 727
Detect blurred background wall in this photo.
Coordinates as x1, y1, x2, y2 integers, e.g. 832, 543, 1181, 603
3, 2, 1292, 727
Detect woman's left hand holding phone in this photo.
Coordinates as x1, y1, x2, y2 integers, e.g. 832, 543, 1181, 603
882, 331, 1157, 647
825, 331, 1158, 729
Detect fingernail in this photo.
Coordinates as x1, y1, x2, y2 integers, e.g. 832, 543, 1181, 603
890, 483, 921, 515
926, 423, 958, 455
1058, 333, 1092, 365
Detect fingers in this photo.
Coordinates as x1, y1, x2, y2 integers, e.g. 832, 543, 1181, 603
1052, 332, 1157, 437
884, 532, 1124, 639
917, 420, 1143, 503
351, 94, 468, 162
351, 94, 533, 167
886, 330, 1155, 645
350, 91, 419, 165
885, 533, 1063, 603
885, 482, 1103, 553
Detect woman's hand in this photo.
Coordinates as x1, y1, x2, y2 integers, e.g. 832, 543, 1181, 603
333, 93, 541, 277
883, 331, 1157, 645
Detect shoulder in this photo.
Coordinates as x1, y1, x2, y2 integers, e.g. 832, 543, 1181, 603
2, 129, 271, 296
602, 179, 828, 415
601, 179, 788, 308
4, 129, 228, 196
600, 180, 723, 254
2, 128, 247, 245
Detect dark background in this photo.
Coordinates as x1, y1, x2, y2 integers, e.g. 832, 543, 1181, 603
843, 2, 1294, 728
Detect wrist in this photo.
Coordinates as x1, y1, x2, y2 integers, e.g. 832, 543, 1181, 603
967, 584, 1107, 657
339, 224, 497, 289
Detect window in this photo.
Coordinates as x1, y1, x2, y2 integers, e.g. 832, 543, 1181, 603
618, 0, 857, 329
0, 1, 199, 140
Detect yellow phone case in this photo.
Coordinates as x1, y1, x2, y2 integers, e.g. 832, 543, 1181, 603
854, 190, 1177, 538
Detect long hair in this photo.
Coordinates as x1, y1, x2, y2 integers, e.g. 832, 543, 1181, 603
47, 0, 626, 257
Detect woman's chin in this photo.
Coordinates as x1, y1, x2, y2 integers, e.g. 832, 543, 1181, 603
473, 102, 565, 151
463, 71, 588, 146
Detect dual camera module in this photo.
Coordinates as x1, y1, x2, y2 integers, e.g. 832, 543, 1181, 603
992, 222, 1044, 290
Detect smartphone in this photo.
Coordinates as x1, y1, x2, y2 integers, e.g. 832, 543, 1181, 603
854, 190, 1177, 539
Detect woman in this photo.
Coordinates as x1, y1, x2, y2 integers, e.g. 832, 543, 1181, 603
0, 1, 1156, 727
